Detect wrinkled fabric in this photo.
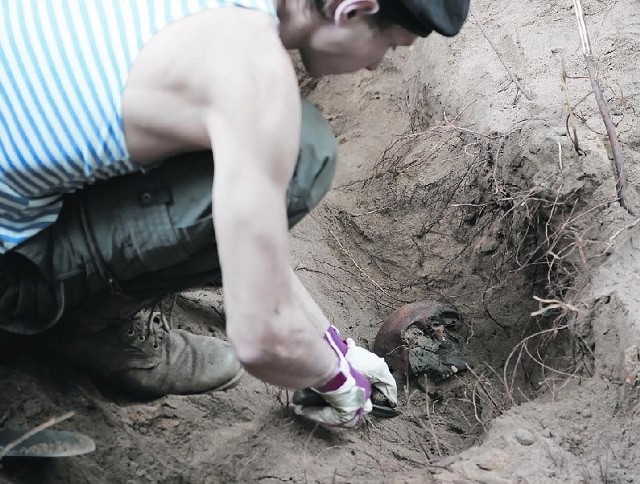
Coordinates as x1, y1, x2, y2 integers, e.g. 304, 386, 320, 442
1, 98, 337, 336
0, 252, 58, 335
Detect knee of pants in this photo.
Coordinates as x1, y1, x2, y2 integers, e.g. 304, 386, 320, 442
287, 98, 338, 228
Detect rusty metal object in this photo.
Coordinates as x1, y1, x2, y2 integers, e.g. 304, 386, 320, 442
373, 301, 470, 382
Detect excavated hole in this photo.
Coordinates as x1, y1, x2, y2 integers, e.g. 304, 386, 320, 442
329, 119, 589, 455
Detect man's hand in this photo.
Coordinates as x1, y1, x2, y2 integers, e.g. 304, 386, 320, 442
325, 325, 398, 405
294, 325, 398, 427
344, 337, 398, 406
294, 325, 373, 427
294, 356, 373, 427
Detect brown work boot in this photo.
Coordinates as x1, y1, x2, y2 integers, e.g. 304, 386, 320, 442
47, 294, 243, 399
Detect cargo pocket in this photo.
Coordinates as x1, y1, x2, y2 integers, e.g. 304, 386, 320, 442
114, 183, 192, 278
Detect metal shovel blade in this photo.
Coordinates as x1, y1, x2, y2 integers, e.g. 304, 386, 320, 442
0, 429, 96, 458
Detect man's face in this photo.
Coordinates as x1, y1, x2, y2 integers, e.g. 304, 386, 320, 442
300, 22, 418, 77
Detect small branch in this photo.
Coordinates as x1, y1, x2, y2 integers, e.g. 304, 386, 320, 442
470, 6, 534, 101
609, 217, 640, 243
573, 0, 633, 215
303, 423, 319, 484
557, 139, 564, 170
0, 412, 75, 461
422, 386, 443, 458
560, 59, 583, 154
465, 365, 503, 414
531, 296, 580, 317
328, 228, 394, 299
503, 326, 570, 400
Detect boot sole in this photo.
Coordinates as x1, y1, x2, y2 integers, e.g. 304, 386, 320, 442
213, 367, 245, 392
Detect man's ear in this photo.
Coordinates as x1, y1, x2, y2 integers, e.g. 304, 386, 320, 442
324, 0, 380, 26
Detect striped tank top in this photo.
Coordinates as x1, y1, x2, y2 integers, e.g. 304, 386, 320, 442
0, 0, 277, 254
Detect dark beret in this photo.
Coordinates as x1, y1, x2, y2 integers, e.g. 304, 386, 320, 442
378, 0, 470, 37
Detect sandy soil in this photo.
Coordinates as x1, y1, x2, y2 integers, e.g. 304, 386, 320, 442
2, 0, 640, 482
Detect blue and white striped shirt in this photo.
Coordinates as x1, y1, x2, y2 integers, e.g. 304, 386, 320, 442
0, 0, 277, 253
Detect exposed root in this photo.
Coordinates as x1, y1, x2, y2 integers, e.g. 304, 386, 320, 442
530, 296, 580, 318
316, 78, 628, 455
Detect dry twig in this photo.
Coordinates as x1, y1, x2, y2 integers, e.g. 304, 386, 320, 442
303, 423, 319, 484
608, 217, 640, 244
573, 0, 632, 215
328, 228, 394, 299
560, 59, 587, 154
503, 326, 570, 402
0, 411, 75, 461
530, 296, 580, 317
465, 365, 503, 415
423, 388, 443, 458
469, 6, 534, 101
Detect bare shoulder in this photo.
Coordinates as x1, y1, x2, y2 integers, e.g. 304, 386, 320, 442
123, 7, 293, 163
197, 10, 296, 106
130, 8, 283, 77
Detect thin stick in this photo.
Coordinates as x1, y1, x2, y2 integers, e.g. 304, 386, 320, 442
573, 0, 632, 215
609, 217, 640, 243
469, 6, 534, 101
0, 411, 75, 461
465, 365, 502, 413
560, 60, 582, 154
503, 326, 569, 399
557, 139, 563, 170
423, 384, 443, 458
303, 423, 319, 484
328, 229, 394, 299
530, 296, 580, 317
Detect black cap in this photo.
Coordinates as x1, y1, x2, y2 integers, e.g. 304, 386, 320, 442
378, 0, 470, 37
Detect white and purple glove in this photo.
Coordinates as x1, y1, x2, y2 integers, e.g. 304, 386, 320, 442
294, 326, 397, 427
294, 325, 372, 427
344, 336, 398, 406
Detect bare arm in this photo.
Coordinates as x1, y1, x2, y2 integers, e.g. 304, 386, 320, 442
289, 269, 333, 335
203, 11, 337, 389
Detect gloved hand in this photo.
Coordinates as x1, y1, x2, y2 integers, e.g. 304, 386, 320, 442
322, 325, 397, 405
294, 326, 372, 427
344, 337, 398, 406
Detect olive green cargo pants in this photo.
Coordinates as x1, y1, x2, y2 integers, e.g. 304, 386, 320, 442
1, 99, 337, 336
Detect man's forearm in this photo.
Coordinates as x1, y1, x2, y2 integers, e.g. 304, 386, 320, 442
213, 184, 338, 389
289, 268, 333, 336
236, 281, 339, 389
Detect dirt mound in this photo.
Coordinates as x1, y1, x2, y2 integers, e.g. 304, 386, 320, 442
2, 0, 640, 482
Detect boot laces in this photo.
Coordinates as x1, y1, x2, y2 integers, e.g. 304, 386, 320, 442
128, 296, 176, 348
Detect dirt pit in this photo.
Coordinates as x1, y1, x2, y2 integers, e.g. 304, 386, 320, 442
2, 0, 640, 482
